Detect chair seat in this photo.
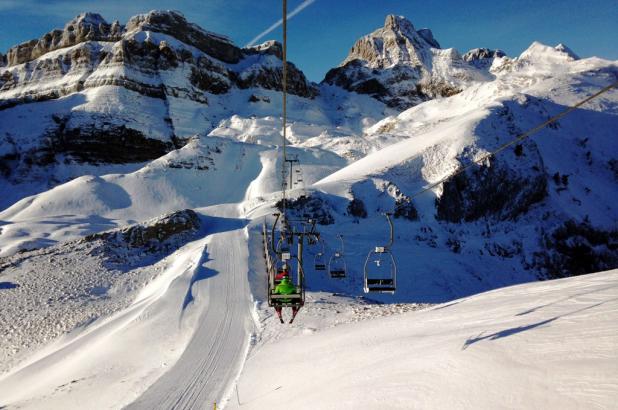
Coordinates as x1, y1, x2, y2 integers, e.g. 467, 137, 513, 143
366, 278, 394, 286
270, 293, 302, 299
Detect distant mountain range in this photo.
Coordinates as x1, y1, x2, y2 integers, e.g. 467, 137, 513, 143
0, 9, 617, 279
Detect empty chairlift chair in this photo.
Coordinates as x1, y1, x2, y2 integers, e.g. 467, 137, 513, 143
314, 240, 326, 271
364, 213, 397, 294
328, 234, 347, 279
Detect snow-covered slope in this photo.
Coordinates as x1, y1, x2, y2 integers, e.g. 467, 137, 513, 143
0, 135, 346, 256
314, 43, 618, 285
0, 206, 255, 409
231, 269, 618, 409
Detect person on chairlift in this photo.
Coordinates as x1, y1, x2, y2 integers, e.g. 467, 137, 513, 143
273, 275, 300, 324
275, 263, 290, 283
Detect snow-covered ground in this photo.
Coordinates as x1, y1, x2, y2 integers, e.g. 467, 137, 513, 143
0, 206, 255, 409
230, 269, 618, 410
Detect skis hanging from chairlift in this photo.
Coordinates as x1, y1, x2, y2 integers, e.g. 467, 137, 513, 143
328, 234, 347, 279
364, 213, 397, 294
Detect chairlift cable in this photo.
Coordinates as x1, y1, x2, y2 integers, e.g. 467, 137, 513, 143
407, 80, 618, 202
280, 0, 288, 229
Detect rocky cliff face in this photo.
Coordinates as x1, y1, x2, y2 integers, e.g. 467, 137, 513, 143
323, 15, 489, 109
5, 13, 123, 67
125, 10, 241, 64
435, 153, 548, 222
462, 48, 506, 70
0, 10, 316, 178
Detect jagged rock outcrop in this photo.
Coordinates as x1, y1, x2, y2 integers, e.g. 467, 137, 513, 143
435, 157, 547, 222
6, 13, 123, 67
245, 40, 283, 58
416, 28, 440, 48
276, 194, 335, 225
0, 52, 6, 67
85, 209, 200, 251
44, 117, 181, 164
463, 48, 506, 70
125, 10, 242, 64
237, 40, 316, 97
0, 10, 316, 175
323, 15, 488, 109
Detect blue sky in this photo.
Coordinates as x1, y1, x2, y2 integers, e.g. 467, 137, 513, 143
0, 0, 616, 81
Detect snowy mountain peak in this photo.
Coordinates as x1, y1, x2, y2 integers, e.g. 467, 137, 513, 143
342, 14, 438, 69
463, 47, 507, 70
4, 11, 123, 66
519, 41, 579, 63
416, 28, 441, 48
244, 40, 283, 59
323, 15, 488, 109
67, 12, 109, 29
384, 14, 416, 35
126, 9, 241, 63
555, 43, 580, 60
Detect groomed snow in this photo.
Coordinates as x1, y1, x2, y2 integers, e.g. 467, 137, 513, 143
230, 270, 618, 409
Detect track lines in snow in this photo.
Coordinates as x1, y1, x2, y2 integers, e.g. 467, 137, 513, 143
126, 225, 254, 410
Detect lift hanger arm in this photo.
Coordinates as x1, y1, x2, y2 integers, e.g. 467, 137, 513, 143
385, 212, 394, 249
271, 213, 281, 255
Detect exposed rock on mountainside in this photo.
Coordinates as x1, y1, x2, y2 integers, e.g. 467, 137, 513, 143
0, 11, 315, 109
125, 10, 241, 63
84, 209, 200, 250
323, 15, 489, 109
533, 221, 618, 279
436, 155, 548, 222
276, 194, 336, 225
463, 48, 506, 70
5, 13, 123, 67
0, 10, 315, 180
43, 118, 181, 164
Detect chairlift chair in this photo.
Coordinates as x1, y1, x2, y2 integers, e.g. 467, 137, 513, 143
363, 246, 396, 293
314, 239, 326, 271
269, 254, 305, 308
364, 213, 397, 294
328, 234, 347, 278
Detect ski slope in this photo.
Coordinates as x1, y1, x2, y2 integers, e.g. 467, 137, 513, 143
0, 207, 257, 409
127, 206, 255, 410
231, 269, 618, 409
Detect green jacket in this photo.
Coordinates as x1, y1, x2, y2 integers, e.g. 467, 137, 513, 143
274, 279, 296, 295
